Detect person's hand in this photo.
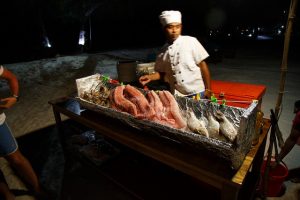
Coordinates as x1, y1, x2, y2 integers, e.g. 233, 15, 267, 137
204, 89, 212, 99
0, 97, 17, 109
139, 75, 151, 86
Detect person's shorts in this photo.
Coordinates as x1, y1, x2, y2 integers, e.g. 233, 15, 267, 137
0, 122, 18, 156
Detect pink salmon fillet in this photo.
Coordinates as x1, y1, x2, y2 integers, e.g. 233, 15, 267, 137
111, 85, 138, 116
147, 90, 175, 126
158, 91, 187, 129
124, 85, 155, 119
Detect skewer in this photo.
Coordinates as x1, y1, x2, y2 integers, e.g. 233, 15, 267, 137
192, 99, 258, 104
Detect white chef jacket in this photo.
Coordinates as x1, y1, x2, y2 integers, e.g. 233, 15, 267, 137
0, 66, 6, 125
155, 35, 209, 96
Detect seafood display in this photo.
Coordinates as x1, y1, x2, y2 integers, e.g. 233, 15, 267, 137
77, 74, 241, 142
76, 74, 258, 169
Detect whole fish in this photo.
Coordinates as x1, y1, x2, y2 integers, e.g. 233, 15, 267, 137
215, 110, 237, 142
186, 108, 209, 138
207, 111, 220, 138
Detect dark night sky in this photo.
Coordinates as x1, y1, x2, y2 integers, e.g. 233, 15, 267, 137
0, 0, 296, 64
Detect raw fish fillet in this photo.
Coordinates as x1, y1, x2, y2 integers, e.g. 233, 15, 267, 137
158, 90, 186, 129
124, 85, 155, 119
111, 85, 138, 116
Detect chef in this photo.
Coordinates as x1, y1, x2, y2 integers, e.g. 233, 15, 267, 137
139, 10, 212, 99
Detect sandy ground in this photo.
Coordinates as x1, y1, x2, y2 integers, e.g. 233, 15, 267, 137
1, 42, 299, 199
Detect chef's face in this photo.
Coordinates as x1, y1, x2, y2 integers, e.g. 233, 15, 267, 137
164, 23, 182, 43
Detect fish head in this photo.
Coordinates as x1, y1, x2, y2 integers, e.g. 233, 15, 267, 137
215, 110, 225, 121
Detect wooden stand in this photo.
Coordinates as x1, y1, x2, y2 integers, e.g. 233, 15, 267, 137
49, 97, 271, 200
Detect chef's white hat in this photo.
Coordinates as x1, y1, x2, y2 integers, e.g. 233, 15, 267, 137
159, 10, 182, 26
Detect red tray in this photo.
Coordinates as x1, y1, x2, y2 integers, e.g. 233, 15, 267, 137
211, 80, 266, 108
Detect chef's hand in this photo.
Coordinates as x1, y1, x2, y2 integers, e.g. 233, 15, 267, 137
204, 89, 212, 99
0, 97, 17, 109
139, 75, 151, 86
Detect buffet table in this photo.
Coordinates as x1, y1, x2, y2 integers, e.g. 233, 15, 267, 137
49, 96, 271, 200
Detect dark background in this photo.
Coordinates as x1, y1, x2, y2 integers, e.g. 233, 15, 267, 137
0, 0, 298, 64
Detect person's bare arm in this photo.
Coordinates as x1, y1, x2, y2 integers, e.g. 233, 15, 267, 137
139, 72, 161, 86
278, 127, 300, 160
0, 67, 19, 109
1, 67, 19, 96
198, 60, 211, 98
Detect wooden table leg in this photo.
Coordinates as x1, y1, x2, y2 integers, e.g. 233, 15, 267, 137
222, 183, 239, 200
52, 106, 63, 133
